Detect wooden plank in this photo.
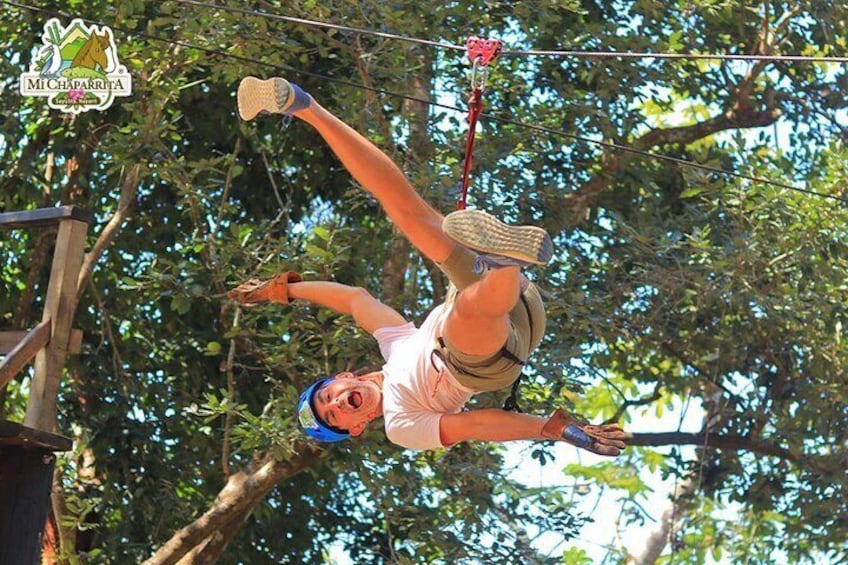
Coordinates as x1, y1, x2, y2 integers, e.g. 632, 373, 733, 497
0, 420, 72, 451
0, 320, 51, 392
24, 218, 89, 432
0, 328, 81, 356
0, 205, 92, 230
0, 331, 26, 355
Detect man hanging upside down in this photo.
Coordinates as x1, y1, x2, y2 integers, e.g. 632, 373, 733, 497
229, 76, 626, 456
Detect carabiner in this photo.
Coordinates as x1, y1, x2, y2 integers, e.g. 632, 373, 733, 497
470, 57, 490, 92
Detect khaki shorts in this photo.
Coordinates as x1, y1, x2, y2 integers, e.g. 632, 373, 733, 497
435, 245, 546, 392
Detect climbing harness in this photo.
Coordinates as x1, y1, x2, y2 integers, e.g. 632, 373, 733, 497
501, 294, 534, 412
430, 293, 533, 412
458, 37, 502, 210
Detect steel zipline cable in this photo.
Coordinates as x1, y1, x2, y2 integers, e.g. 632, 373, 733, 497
500, 47, 848, 63
5, 0, 847, 204
173, 0, 848, 64
172, 0, 465, 53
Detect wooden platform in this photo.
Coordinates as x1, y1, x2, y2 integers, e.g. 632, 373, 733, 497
0, 205, 92, 230
0, 420, 72, 452
0, 424, 65, 565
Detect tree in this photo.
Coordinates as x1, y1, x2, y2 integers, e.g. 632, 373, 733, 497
1, 0, 845, 563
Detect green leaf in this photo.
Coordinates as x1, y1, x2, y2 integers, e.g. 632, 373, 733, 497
170, 294, 191, 314
680, 186, 706, 199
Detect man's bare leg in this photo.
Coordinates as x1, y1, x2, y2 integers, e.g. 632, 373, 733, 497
443, 266, 523, 356
238, 77, 552, 359
438, 208, 552, 357
238, 76, 454, 264
295, 103, 455, 262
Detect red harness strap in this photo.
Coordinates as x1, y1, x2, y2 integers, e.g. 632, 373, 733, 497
458, 37, 502, 210
458, 88, 484, 210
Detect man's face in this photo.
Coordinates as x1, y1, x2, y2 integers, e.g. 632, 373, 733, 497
312, 372, 382, 436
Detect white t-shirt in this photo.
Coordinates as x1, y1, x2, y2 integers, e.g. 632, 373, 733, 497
373, 303, 475, 450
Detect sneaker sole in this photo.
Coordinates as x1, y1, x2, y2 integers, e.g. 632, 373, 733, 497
442, 209, 553, 265
237, 76, 293, 121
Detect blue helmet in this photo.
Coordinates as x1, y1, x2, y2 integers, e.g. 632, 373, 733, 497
296, 378, 350, 442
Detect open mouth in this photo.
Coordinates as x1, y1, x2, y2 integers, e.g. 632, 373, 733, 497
349, 391, 363, 409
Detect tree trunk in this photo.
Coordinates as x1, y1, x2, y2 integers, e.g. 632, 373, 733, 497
634, 476, 697, 565
144, 445, 323, 565
175, 506, 253, 565
633, 392, 722, 563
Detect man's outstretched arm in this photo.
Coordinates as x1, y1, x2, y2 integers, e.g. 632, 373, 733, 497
288, 281, 407, 334
439, 408, 627, 457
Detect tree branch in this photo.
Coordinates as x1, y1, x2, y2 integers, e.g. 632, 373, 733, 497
626, 431, 800, 463
143, 444, 324, 565
564, 47, 784, 222
175, 505, 253, 565
86, 278, 125, 381
635, 475, 698, 565
221, 308, 241, 478
605, 384, 663, 424
76, 163, 142, 301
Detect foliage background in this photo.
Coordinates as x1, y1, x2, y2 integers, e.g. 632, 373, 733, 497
0, 0, 845, 563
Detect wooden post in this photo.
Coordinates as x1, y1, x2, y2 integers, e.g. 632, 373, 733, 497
24, 217, 88, 432
0, 206, 91, 563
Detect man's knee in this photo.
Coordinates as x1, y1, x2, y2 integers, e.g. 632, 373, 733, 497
454, 268, 522, 318
444, 306, 510, 357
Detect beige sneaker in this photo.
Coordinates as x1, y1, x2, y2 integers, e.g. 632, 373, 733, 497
442, 209, 553, 267
237, 76, 310, 121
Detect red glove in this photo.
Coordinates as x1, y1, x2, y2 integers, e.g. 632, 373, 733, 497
228, 271, 302, 306
540, 409, 627, 457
